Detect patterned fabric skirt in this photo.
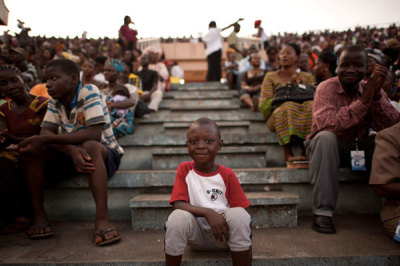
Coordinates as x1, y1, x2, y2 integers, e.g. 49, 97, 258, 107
268, 100, 313, 145
110, 110, 135, 138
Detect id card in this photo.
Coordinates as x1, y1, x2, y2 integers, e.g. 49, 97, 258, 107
351, 150, 366, 171
394, 220, 400, 242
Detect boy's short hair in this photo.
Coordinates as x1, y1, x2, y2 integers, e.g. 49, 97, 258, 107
189, 117, 221, 139
46, 59, 80, 79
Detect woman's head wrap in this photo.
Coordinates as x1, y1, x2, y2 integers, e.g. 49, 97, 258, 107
109, 59, 124, 73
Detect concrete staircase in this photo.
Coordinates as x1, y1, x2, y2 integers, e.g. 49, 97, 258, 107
5, 81, 397, 265
43, 81, 381, 226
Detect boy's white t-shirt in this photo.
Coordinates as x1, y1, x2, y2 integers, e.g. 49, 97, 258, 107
170, 161, 250, 229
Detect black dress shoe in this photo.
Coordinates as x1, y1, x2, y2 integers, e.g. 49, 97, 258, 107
312, 215, 336, 234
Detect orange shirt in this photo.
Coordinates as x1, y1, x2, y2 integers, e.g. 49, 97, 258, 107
30, 83, 50, 99
308, 53, 318, 69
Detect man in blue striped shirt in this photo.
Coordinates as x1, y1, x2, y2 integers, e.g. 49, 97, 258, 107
19, 59, 123, 246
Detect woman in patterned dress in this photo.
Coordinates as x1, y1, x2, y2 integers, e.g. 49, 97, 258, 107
259, 43, 315, 166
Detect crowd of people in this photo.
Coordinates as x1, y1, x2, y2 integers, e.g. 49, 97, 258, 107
0, 16, 400, 265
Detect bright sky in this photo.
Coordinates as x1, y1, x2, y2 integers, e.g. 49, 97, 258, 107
2, 0, 400, 39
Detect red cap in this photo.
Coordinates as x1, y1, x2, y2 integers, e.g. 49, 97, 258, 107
254, 20, 261, 27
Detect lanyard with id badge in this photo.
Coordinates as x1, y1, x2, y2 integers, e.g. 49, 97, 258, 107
351, 138, 366, 171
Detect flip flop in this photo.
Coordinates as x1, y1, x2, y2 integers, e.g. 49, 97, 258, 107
28, 223, 54, 239
94, 227, 121, 246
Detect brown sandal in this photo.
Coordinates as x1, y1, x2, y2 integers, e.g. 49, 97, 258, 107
94, 227, 121, 246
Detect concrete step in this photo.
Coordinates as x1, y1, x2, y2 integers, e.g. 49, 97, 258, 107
118, 132, 278, 147
43, 168, 381, 221
164, 90, 238, 100
164, 120, 250, 129
118, 132, 278, 170
169, 99, 241, 111
175, 82, 227, 91
160, 99, 241, 111
163, 121, 250, 135
152, 146, 269, 170
2, 215, 399, 265
136, 109, 264, 124
129, 191, 299, 229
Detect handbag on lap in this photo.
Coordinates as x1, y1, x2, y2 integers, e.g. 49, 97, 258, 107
271, 83, 316, 111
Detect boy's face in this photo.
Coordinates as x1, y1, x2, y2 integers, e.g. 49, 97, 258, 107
45, 66, 77, 100
186, 123, 222, 172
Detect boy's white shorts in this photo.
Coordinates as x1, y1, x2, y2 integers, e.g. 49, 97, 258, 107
164, 207, 252, 256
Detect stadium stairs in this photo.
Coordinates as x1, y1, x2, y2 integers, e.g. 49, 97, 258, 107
1, 82, 399, 265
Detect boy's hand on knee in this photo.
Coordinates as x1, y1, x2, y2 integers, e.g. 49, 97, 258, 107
204, 209, 229, 244
70, 146, 96, 173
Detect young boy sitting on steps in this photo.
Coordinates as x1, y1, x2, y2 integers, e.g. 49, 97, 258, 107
165, 117, 252, 266
18, 59, 123, 246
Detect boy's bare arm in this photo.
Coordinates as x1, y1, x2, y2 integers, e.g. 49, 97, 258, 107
173, 201, 229, 243
18, 124, 104, 154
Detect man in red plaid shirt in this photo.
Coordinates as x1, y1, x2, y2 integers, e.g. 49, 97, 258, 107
305, 45, 400, 234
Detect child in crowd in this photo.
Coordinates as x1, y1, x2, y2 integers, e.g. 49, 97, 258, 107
0, 64, 48, 234
107, 85, 134, 138
18, 59, 123, 246
224, 50, 239, 90
240, 53, 265, 112
103, 59, 135, 138
165, 117, 252, 266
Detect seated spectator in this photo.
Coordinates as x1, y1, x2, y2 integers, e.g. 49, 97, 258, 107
369, 122, 400, 240
102, 59, 135, 137
265, 46, 279, 73
224, 50, 239, 90
144, 46, 169, 92
8, 47, 38, 84
170, 61, 184, 80
107, 85, 134, 138
80, 59, 97, 86
93, 56, 108, 88
165, 118, 252, 265
240, 53, 265, 112
136, 54, 162, 112
259, 43, 315, 165
305, 45, 400, 234
313, 50, 337, 86
238, 44, 266, 74
118, 62, 140, 117
0, 64, 48, 234
18, 59, 123, 245
298, 53, 310, 73
122, 50, 135, 73
382, 70, 400, 112
364, 48, 385, 81
21, 71, 36, 91
301, 42, 318, 70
